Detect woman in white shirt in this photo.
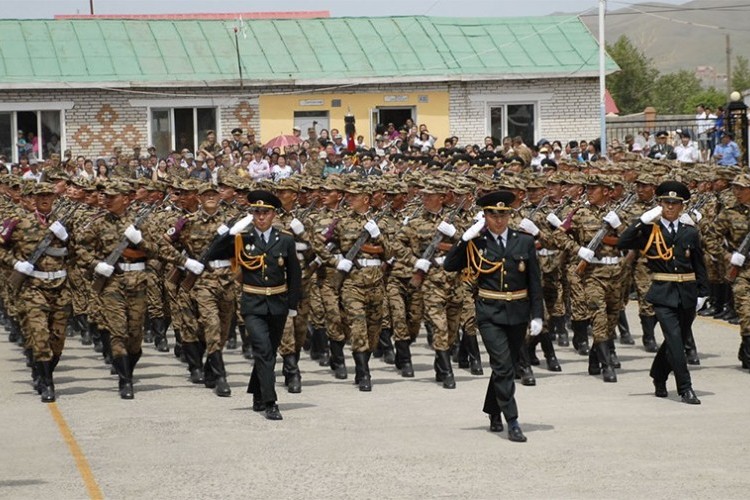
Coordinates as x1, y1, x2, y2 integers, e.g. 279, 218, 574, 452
271, 155, 293, 182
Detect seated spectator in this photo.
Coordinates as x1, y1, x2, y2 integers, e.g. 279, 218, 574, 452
247, 149, 271, 181
272, 155, 293, 181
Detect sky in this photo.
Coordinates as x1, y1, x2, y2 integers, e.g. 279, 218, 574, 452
3, 0, 690, 19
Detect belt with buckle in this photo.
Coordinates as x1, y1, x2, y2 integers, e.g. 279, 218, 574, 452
590, 256, 620, 265
477, 288, 528, 301
30, 270, 67, 280
651, 272, 696, 283
117, 262, 146, 272
356, 259, 382, 267
242, 284, 288, 296
208, 259, 231, 269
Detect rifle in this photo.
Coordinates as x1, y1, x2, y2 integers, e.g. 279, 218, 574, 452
308, 199, 344, 274
91, 197, 168, 293
180, 215, 241, 292
8, 202, 79, 292
409, 198, 468, 289
726, 230, 750, 283
575, 192, 637, 277
297, 198, 318, 221
331, 202, 392, 291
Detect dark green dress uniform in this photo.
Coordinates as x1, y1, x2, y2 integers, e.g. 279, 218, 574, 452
618, 182, 708, 404
444, 191, 543, 442
215, 191, 301, 419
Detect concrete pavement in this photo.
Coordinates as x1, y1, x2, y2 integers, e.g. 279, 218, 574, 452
1, 304, 749, 499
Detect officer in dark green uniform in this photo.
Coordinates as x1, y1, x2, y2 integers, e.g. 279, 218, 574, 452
219, 190, 302, 420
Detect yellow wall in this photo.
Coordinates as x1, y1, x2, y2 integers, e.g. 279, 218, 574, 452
259, 90, 449, 144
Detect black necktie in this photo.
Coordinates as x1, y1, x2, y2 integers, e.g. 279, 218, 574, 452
669, 222, 675, 237
497, 236, 505, 251
260, 232, 266, 245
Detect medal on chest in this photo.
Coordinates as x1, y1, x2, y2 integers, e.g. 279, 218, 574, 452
278, 256, 285, 266
518, 260, 526, 273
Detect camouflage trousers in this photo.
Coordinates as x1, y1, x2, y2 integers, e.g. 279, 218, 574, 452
566, 263, 590, 322
279, 272, 313, 356
146, 268, 169, 320
541, 265, 565, 319
19, 281, 71, 362
307, 272, 326, 328
99, 271, 148, 358
632, 260, 655, 316
317, 269, 346, 342
190, 270, 236, 356
422, 269, 464, 352
732, 273, 750, 338
340, 277, 383, 353
581, 264, 622, 344
166, 278, 199, 343
385, 275, 423, 342
68, 267, 89, 316
460, 281, 478, 337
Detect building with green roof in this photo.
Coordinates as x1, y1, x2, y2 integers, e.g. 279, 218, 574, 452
0, 16, 617, 161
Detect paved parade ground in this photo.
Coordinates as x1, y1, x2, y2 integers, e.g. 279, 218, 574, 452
2, 303, 749, 500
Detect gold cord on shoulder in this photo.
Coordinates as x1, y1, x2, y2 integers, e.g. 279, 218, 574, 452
640, 224, 674, 260
233, 234, 266, 276
465, 240, 505, 284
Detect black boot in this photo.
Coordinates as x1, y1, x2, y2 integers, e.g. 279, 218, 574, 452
8, 318, 21, 344
618, 311, 634, 345
639, 315, 658, 353
596, 342, 617, 383
608, 338, 621, 369
143, 316, 154, 344
24, 348, 33, 368
518, 346, 536, 386
724, 291, 739, 324
425, 321, 434, 348
466, 334, 484, 375
379, 329, 395, 365
91, 324, 103, 353
540, 332, 561, 372
65, 315, 76, 338
315, 329, 330, 367
353, 351, 372, 391
434, 350, 456, 389
128, 350, 141, 380
571, 320, 590, 355
457, 330, 470, 368
738, 336, 750, 370
684, 331, 700, 365
112, 355, 134, 399
699, 283, 721, 316
394, 339, 414, 377
587, 348, 601, 375
182, 342, 205, 384
282, 353, 302, 394
79, 315, 92, 345
100, 329, 112, 364
40, 360, 56, 403
554, 316, 570, 346
152, 317, 170, 353
32, 361, 44, 394
329, 339, 348, 379
713, 284, 731, 319
208, 351, 231, 397
309, 325, 322, 360
226, 317, 238, 350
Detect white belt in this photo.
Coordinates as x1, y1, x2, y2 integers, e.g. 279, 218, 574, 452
31, 270, 67, 280
433, 256, 446, 266
590, 256, 620, 265
208, 259, 231, 269
118, 262, 146, 272
357, 259, 382, 267
537, 249, 558, 256
44, 247, 68, 257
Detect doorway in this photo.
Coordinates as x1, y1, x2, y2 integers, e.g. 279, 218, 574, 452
377, 107, 414, 131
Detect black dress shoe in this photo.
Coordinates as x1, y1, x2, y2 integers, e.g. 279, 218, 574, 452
265, 404, 283, 420
686, 349, 700, 365
680, 389, 701, 405
520, 367, 536, 386
507, 424, 527, 443
189, 368, 205, 384
546, 356, 561, 372
654, 380, 668, 398
252, 400, 264, 412
489, 414, 503, 432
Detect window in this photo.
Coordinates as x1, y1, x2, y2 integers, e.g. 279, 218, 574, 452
0, 110, 63, 163
149, 107, 217, 157
488, 103, 536, 147
294, 111, 329, 141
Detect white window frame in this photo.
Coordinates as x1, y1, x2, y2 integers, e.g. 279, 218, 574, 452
471, 93, 549, 146
0, 102, 72, 163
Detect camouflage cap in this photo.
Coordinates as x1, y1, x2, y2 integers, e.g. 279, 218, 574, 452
33, 182, 56, 195
562, 172, 587, 186
275, 177, 301, 192
45, 170, 70, 182
217, 174, 243, 189
384, 181, 408, 195
343, 181, 368, 194
420, 179, 450, 194
102, 180, 132, 195
585, 174, 614, 189
21, 181, 36, 196
714, 167, 740, 181
634, 172, 657, 185
525, 174, 547, 190
197, 182, 219, 195
730, 173, 750, 188
321, 175, 347, 192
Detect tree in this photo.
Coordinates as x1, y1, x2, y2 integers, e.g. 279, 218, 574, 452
732, 55, 750, 94
606, 35, 659, 114
648, 71, 724, 114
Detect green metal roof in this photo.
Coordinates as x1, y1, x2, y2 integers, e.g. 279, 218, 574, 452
0, 16, 618, 88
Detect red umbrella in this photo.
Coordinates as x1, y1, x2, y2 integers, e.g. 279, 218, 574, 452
263, 134, 302, 150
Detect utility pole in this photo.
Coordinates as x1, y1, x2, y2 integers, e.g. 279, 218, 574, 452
599, 0, 607, 151
726, 34, 732, 98
90, 0, 94, 15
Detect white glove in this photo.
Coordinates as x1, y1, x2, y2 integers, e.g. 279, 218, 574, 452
336, 258, 353, 273
216, 224, 229, 236
461, 218, 485, 241
655, 153, 665, 160
473, 211, 485, 222
13, 260, 34, 276
690, 209, 702, 223
184, 258, 205, 275
229, 214, 254, 235
295, 242, 309, 252
49, 221, 69, 241
529, 318, 543, 336
640, 206, 663, 225
124, 225, 143, 245
289, 218, 305, 236
364, 220, 381, 239
310, 256, 323, 269
94, 261, 114, 277
603, 210, 621, 229
402, 216, 412, 226
730, 252, 746, 267
437, 221, 457, 238
546, 213, 563, 228
678, 213, 695, 227
577, 247, 595, 263
288, 309, 298, 318
695, 297, 708, 312
519, 218, 540, 237
414, 258, 431, 273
